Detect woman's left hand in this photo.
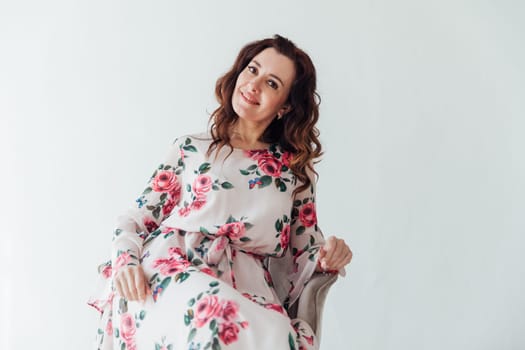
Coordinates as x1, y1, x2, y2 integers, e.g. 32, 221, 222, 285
316, 236, 353, 272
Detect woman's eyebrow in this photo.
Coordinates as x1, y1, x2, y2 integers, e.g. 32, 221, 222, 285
252, 60, 285, 87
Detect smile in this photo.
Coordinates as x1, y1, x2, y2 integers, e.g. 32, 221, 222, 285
240, 92, 259, 105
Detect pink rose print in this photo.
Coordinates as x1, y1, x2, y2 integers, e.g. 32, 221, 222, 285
281, 151, 292, 167
152, 170, 180, 193
162, 197, 176, 216
152, 256, 191, 276
168, 246, 185, 258
194, 295, 222, 328
216, 222, 246, 240
143, 217, 159, 233
101, 265, 112, 279
214, 236, 228, 252
257, 154, 282, 177
299, 202, 317, 227
120, 313, 137, 343
170, 182, 182, 201
105, 319, 113, 336
190, 195, 207, 210
193, 174, 213, 196
113, 252, 131, 274
280, 224, 290, 250
244, 149, 268, 160
220, 300, 239, 322
178, 206, 191, 217
304, 334, 314, 345
218, 322, 240, 345
264, 268, 274, 287
200, 267, 217, 277
265, 303, 285, 314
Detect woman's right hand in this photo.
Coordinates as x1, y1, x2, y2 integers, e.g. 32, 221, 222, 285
114, 265, 151, 302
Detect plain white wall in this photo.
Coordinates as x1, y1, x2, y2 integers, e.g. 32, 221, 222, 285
1, 1, 524, 349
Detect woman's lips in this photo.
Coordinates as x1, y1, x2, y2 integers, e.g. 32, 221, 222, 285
241, 91, 259, 105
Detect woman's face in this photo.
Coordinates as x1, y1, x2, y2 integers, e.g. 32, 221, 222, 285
232, 47, 296, 127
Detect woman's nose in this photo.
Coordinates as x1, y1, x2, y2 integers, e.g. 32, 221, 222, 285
247, 77, 262, 92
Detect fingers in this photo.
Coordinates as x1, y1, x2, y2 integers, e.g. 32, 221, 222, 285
114, 266, 149, 302
319, 236, 353, 271
136, 267, 147, 301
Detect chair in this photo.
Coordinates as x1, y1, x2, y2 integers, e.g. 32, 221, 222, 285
287, 272, 338, 341
268, 255, 338, 345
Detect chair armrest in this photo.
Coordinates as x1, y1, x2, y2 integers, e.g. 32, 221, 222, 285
294, 272, 338, 338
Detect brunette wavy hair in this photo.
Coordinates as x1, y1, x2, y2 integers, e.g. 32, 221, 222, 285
208, 34, 322, 194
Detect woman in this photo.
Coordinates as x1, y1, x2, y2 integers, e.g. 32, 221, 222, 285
88, 34, 353, 350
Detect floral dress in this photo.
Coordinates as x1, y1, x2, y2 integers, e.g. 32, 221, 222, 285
87, 132, 331, 350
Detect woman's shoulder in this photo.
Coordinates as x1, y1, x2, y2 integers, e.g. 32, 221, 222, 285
171, 131, 212, 148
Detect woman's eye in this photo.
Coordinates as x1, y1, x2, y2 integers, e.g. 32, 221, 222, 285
267, 80, 278, 89
248, 66, 257, 74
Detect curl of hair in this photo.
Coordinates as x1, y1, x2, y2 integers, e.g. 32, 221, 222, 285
208, 34, 323, 195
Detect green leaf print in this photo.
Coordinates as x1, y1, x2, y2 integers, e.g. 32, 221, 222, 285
184, 313, 192, 326
185, 138, 191, 145
121, 342, 126, 350
209, 280, 219, 287
119, 298, 128, 314
221, 181, 233, 189
188, 297, 196, 307
152, 206, 161, 219
149, 272, 159, 283
183, 145, 197, 152
160, 277, 171, 290
288, 332, 296, 350
192, 258, 203, 266
187, 328, 197, 343
296, 226, 305, 235
187, 249, 194, 262
198, 162, 211, 174
239, 236, 251, 242
247, 164, 258, 171
212, 338, 221, 350
239, 169, 250, 175
200, 226, 210, 235
138, 310, 146, 320
176, 272, 190, 283
275, 219, 283, 232
259, 175, 272, 188
142, 187, 153, 195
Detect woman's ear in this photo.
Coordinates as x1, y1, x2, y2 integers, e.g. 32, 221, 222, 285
278, 104, 293, 117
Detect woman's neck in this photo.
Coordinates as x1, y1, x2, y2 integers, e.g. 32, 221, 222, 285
229, 120, 270, 150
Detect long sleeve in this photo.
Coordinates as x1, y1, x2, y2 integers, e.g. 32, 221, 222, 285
111, 138, 185, 270
285, 172, 326, 307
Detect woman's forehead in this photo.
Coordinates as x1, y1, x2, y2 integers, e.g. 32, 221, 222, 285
250, 48, 296, 85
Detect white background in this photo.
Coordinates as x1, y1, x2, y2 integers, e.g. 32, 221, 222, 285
1, 1, 524, 349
